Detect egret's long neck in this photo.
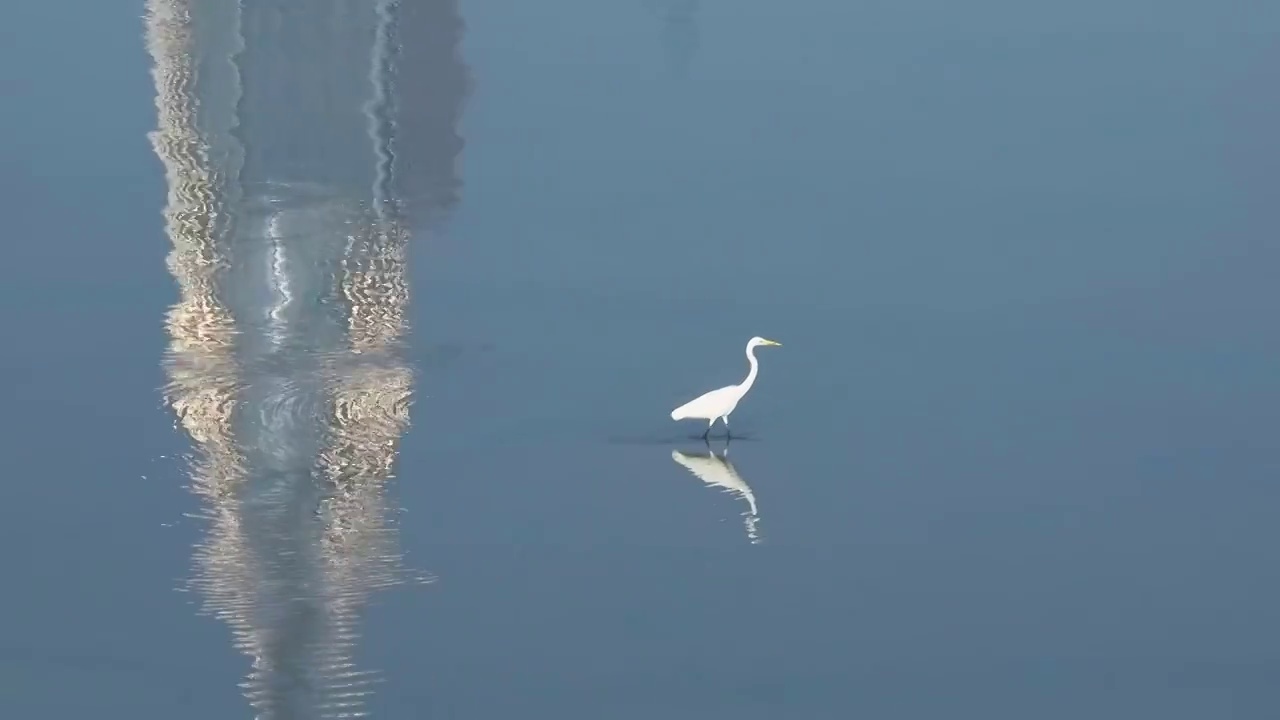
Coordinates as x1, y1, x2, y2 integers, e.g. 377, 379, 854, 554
739, 344, 760, 392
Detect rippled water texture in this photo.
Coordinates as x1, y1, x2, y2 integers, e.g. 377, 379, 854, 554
145, 0, 464, 715
4, 1, 1280, 718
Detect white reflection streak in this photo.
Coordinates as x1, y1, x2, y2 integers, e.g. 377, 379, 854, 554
672, 447, 763, 544
266, 214, 293, 345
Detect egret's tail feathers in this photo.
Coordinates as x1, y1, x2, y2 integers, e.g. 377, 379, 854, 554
671, 400, 693, 421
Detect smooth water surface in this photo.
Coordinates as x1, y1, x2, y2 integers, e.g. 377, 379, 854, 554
2, 1, 1279, 718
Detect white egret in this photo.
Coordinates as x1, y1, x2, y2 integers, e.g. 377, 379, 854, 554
670, 336, 781, 438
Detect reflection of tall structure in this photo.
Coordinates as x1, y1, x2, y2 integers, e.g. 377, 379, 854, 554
145, 1, 468, 717
672, 446, 762, 544
643, 0, 699, 79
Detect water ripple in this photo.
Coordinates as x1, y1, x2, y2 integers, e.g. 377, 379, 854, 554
167, 341, 431, 719
146, 0, 467, 714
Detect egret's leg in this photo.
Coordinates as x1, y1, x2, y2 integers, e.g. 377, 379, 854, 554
701, 417, 715, 439
722, 415, 731, 439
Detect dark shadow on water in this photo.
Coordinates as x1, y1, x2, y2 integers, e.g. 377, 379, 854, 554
606, 432, 762, 446
642, 0, 699, 79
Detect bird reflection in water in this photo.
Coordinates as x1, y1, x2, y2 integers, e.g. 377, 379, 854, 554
145, 0, 468, 716
671, 442, 763, 544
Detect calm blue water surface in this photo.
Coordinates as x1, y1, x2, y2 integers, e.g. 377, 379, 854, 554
2, 1, 1280, 718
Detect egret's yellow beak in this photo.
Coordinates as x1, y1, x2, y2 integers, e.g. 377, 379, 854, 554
762, 339, 782, 347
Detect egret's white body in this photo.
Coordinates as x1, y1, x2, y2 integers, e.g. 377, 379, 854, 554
670, 336, 781, 436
